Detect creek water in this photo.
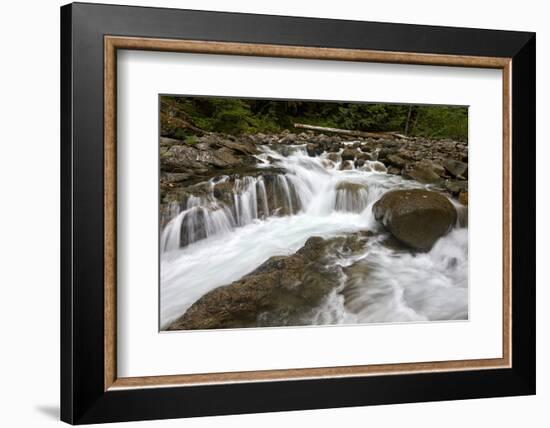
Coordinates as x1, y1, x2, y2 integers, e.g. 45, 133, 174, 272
160, 144, 468, 329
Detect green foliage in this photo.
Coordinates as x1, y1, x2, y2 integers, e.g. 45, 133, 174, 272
172, 128, 189, 141
161, 96, 468, 141
412, 106, 468, 140
184, 135, 199, 145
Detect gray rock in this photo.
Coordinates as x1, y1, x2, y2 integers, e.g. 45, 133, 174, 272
386, 154, 407, 168
339, 160, 354, 170
306, 143, 322, 157
444, 180, 468, 195
444, 159, 468, 179
403, 160, 444, 184
327, 152, 340, 162
341, 148, 356, 161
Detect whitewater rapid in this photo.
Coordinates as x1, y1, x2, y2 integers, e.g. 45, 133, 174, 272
160, 144, 468, 328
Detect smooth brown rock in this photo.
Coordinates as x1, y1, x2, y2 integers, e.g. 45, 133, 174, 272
373, 189, 457, 251
341, 148, 357, 161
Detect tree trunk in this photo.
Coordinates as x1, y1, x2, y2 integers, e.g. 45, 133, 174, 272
404, 105, 413, 136
294, 123, 408, 139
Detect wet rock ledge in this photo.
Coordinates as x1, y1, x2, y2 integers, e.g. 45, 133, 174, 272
166, 234, 368, 330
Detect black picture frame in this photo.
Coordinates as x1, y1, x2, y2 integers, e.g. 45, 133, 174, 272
61, 2, 536, 424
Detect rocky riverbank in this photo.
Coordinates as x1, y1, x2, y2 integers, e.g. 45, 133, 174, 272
161, 130, 468, 209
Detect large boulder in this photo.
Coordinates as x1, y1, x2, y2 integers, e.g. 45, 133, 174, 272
167, 235, 367, 330
373, 189, 457, 251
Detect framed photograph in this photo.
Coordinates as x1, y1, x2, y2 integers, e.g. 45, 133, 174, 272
61, 2, 535, 424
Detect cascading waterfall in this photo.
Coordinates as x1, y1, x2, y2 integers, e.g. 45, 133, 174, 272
160, 145, 402, 252
160, 197, 235, 252
161, 172, 307, 252
160, 143, 468, 328
334, 185, 370, 213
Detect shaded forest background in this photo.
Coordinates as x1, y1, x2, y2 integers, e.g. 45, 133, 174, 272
161, 96, 468, 142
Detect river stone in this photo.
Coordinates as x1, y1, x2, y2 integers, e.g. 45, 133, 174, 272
167, 235, 367, 330
444, 158, 468, 179
340, 160, 354, 170
387, 166, 401, 175
458, 191, 468, 205
278, 134, 297, 145
429, 161, 446, 177
386, 154, 407, 168
377, 147, 398, 161
327, 152, 340, 162
403, 160, 444, 184
356, 151, 372, 161
380, 139, 400, 148
373, 189, 457, 251
306, 143, 322, 157
212, 181, 235, 205
370, 161, 387, 173
444, 179, 468, 195
354, 158, 365, 168
327, 142, 341, 153
341, 148, 356, 161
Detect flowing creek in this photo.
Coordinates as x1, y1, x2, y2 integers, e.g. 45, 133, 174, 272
160, 144, 468, 329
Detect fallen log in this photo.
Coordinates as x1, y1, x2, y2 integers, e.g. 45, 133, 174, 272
294, 123, 409, 140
